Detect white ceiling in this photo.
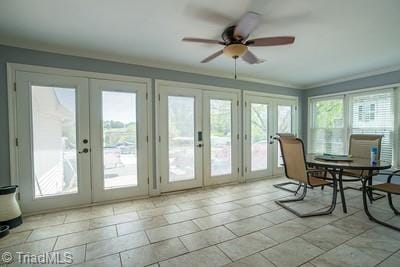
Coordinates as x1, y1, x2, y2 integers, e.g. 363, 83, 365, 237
0, 0, 399, 88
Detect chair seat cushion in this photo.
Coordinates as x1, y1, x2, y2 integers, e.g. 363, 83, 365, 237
368, 183, 400, 194
309, 176, 331, 187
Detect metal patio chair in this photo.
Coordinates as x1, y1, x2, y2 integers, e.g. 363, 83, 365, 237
362, 170, 400, 231
275, 137, 338, 217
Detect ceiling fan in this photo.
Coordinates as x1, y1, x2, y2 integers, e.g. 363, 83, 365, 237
182, 11, 295, 69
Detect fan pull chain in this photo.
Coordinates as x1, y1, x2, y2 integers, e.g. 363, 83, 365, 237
234, 56, 238, 80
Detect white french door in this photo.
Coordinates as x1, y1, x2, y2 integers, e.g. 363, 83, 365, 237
15, 71, 150, 213
244, 93, 298, 180
16, 71, 92, 213
158, 87, 203, 192
244, 95, 273, 179
203, 91, 240, 186
90, 79, 149, 202
157, 83, 240, 192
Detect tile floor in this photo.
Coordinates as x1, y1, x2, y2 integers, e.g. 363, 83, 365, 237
1, 177, 400, 267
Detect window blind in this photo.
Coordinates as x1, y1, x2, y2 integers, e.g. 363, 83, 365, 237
309, 97, 346, 155
349, 89, 394, 163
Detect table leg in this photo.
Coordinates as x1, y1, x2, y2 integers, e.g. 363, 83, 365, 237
367, 170, 373, 204
338, 169, 347, 213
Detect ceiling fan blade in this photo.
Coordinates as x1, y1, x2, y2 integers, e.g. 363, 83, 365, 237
233, 12, 261, 40
241, 50, 264, 64
246, 36, 295, 46
201, 50, 224, 63
182, 37, 225, 45
185, 4, 235, 26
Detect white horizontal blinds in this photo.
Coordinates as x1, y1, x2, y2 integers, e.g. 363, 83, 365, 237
309, 97, 345, 154
349, 89, 394, 163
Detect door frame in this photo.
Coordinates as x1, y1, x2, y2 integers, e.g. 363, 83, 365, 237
243, 91, 299, 181
7, 64, 154, 212
155, 80, 241, 193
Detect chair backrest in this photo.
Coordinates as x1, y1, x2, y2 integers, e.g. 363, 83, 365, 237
349, 134, 383, 159
348, 134, 383, 176
278, 137, 308, 184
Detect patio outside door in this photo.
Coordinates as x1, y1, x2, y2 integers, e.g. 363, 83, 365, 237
15, 71, 150, 213
16, 71, 92, 213
157, 83, 240, 192
244, 93, 298, 180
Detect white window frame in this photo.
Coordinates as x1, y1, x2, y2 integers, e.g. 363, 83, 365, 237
308, 84, 400, 167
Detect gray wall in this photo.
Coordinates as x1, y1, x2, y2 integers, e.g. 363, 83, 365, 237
301, 70, 400, 149
0, 45, 302, 186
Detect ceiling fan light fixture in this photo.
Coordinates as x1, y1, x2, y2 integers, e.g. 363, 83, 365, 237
223, 44, 248, 58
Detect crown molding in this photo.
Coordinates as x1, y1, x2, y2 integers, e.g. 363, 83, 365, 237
0, 40, 302, 89
306, 65, 400, 89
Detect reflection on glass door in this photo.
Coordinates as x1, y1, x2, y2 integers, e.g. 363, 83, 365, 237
102, 91, 137, 189
277, 105, 293, 167
168, 96, 195, 182
16, 71, 91, 213
91, 79, 149, 202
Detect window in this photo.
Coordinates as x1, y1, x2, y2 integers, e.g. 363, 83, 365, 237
350, 90, 394, 163
309, 88, 397, 164
309, 97, 346, 155
357, 104, 375, 122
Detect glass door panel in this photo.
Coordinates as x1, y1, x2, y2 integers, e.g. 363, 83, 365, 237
250, 103, 269, 172
31, 86, 78, 198
90, 79, 149, 202
16, 71, 91, 213
244, 95, 273, 180
274, 101, 297, 174
277, 105, 293, 167
102, 91, 138, 189
158, 87, 203, 192
203, 91, 239, 186
210, 99, 232, 176
168, 96, 195, 182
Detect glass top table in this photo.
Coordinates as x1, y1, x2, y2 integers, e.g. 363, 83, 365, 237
306, 154, 392, 213
306, 154, 392, 171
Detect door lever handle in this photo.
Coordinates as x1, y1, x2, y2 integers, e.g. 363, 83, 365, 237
196, 144, 203, 148
78, 148, 89, 154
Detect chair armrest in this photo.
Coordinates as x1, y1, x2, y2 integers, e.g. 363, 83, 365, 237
387, 170, 400, 183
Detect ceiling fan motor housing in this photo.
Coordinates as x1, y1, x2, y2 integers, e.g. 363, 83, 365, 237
222, 26, 246, 43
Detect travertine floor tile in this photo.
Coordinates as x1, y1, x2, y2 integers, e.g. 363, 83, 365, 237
218, 232, 277, 261
179, 226, 236, 251
159, 246, 231, 267
86, 231, 148, 260
261, 237, 324, 267
121, 238, 188, 267
146, 221, 200, 243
